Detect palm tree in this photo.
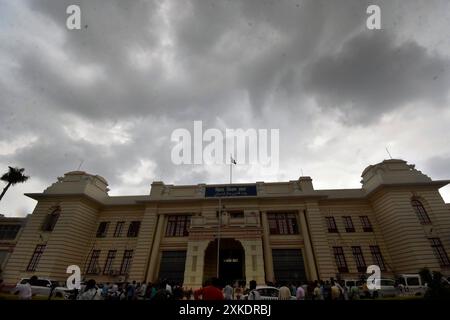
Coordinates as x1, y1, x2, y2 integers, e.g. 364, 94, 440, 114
0, 166, 30, 202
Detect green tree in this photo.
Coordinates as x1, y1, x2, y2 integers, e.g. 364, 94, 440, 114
0, 166, 30, 202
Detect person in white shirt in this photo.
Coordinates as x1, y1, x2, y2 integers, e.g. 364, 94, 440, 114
165, 281, 172, 294
223, 284, 233, 300
247, 280, 261, 300
138, 282, 147, 300
16, 282, 32, 300
278, 285, 292, 300
77, 279, 103, 300
296, 284, 305, 300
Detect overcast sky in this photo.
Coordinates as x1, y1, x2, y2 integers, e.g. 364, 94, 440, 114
1, 0, 450, 217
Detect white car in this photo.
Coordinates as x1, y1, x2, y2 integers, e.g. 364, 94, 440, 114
397, 274, 427, 296
343, 279, 363, 290
12, 278, 69, 299
243, 286, 296, 300
370, 278, 398, 298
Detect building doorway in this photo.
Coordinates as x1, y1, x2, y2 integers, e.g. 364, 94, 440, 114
203, 238, 245, 284
272, 249, 307, 284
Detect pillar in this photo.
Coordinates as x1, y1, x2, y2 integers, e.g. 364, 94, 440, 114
146, 214, 164, 282
299, 209, 318, 281
182, 240, 209, 290
239, 238, 265, 285
260, 211, 274, 283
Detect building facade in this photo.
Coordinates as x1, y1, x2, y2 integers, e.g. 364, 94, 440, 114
0, 214, 28, 275
2, 159, 450, 288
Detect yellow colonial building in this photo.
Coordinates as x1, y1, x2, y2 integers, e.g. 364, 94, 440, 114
2, 159, 450, 288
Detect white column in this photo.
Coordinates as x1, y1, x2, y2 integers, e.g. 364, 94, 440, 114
183, 240, 209, 290
299, 210, 318, 281
260, 211, 274, 283
239, 238, 266, 285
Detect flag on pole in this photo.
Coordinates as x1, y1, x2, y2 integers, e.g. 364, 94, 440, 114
231, 156, 236, 165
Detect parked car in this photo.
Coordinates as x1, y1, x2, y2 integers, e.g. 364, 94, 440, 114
242, 286, 296, 300
343, 279, 363, 290
396, 274, 427, 296
12, 278, 70, 299
370, 278, 398, 298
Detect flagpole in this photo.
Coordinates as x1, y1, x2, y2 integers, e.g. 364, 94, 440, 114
216, 197, 221, 278
230, 154, 234, 184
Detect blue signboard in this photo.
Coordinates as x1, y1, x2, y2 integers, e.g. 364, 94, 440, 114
205, 185, 257, 197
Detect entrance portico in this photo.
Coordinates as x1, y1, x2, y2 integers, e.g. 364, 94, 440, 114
183, 237, 265, 289
182, 210, 266, 289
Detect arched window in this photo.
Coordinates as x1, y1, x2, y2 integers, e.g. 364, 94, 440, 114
42, 208, 61, 231
411, 199, 431, 225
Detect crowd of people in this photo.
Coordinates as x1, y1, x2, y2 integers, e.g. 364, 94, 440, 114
70, 277, 373, 300
5, 272, 382, 300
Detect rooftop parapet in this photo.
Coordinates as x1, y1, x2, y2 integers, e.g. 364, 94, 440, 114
361, 159, 432, 193
43, 171, 109, 201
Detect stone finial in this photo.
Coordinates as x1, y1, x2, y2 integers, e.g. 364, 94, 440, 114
298, 176, 314, 192
150, 181, 165, 197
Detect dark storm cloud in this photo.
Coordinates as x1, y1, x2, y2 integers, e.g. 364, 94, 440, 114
19, 0, 373, 120
1, 0, 450, 216
425, 155, 450, 180
302, 31, 450, 123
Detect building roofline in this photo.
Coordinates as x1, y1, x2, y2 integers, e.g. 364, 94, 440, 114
365, 180, 450, 197
25, 180, 450, 206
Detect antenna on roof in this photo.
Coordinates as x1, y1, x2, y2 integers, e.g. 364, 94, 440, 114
385, 146, 393, 159
301, 168, 304, 176
77, 159, 84, 171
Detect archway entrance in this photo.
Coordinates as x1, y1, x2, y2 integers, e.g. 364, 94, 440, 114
203, 238, 245, 284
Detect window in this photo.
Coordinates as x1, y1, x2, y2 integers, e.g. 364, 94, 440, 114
258, 288, 279, 298
359, 216, 373, 232
120, 250, 133, 275
165, 215, 191, 237
352, 246, 367, 272
114, 222, 124, 237
229, 211, 244, 218
0, 250, 8, 266
267, 213, 299, 235
370, 246, 386, 271
411, 199, 432, 225
127, 221, 141, 237
326, 217, 338, 233
272, 249, 306, 283
0, 224, 21, 240
333, 247, 348, 273
86, 250, 101, 274
27, 244, 46, 272
103, 250, 116, 275
96, 222, 109, 238
429, 238, 450, 267
42, 208, 60, 232
158, 251, 187, 284
406, 277, 420, 286
343, 216, 355, 233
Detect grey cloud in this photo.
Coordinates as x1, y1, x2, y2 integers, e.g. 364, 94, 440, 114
2, 0, 450, 216
425, 155, 450, 180
302, 31, 450, 123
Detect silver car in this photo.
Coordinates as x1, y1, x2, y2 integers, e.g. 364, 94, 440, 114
371, 278, 398, 298
13, 278, 69, 299
243, 286, 296, 300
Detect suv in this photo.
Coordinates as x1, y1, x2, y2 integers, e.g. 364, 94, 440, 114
396, 274, 427, 296
13, 278, 69, 298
